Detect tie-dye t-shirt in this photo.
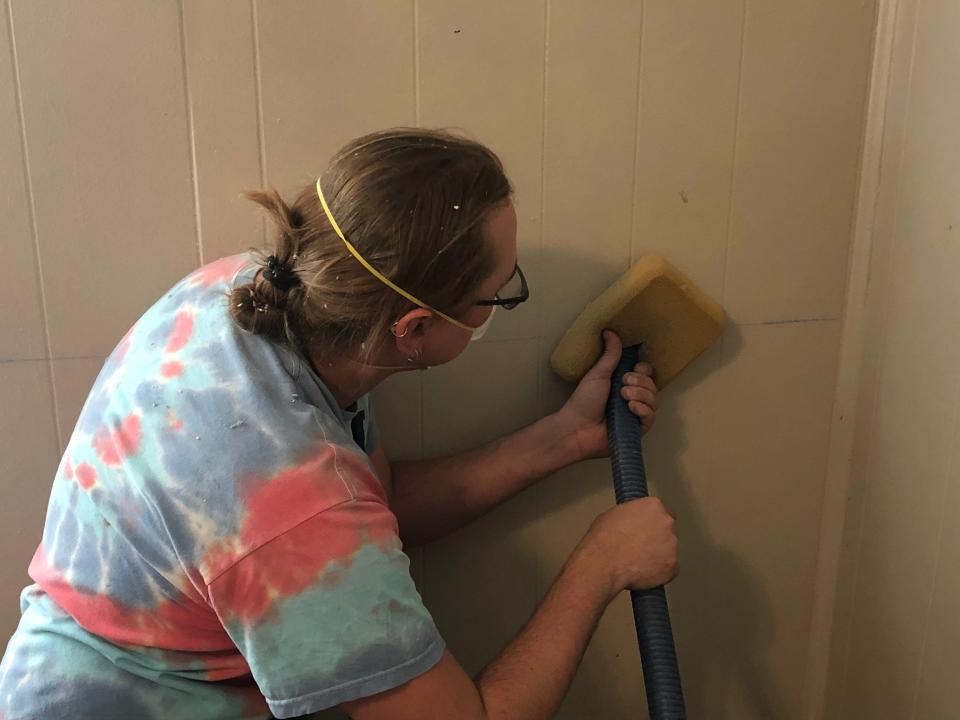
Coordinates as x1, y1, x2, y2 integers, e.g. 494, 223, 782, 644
0, 255, 444, 719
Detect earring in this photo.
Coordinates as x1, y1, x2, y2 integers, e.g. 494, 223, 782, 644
391, 322, 409, 338
406, 347, 422, 363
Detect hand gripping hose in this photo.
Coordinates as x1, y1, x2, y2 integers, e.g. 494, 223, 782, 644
606, 344, 686, 719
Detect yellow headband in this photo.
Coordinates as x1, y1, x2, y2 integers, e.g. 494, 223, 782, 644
315, 178, 473, 331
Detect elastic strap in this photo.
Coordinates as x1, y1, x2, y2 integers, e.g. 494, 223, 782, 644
315, 179, 473, 331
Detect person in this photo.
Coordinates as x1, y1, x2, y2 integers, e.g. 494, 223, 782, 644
0, 128, 676, 719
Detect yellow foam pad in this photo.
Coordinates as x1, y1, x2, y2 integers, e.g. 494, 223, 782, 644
550, 256, 726, 387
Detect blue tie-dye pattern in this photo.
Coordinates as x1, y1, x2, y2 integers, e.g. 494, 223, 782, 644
0, 255, 443, 719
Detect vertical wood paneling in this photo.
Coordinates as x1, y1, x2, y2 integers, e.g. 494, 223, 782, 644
0, 0, 56, 641
418, 0, 545, 342
255, 0, 415, 193
898, 7, 960, 716
823, 1, 919, 716
0, 0, 45, 361
804, 0, 901, 714
642, 341, 726, 715
536, 2, 645, 714
422, 339, 541, 457
415, 3, 548, 669
0, 361, 59, 642
50, 358, 103, 450
703, 321, 841, 718
182, 0, 262, 261
912, 418, 960, 718
540, 0, 643, 346
0, 3, 885, 718
420, 339, 541, 674
528, 457, 651, 717
723, 0, 877, 324
370, 371, 423, 462
11, 0, 199, 359
632, 0, 745, 299
539, 0, 644, 427
832, 0, 960, 716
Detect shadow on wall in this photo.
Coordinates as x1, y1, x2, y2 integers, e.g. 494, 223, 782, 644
315, 250, 783, 719
528, 319, 784, 718
536, 248, 784, 717
649, 332, 782, 719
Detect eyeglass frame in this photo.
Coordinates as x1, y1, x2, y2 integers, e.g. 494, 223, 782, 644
475, 264, 529, 310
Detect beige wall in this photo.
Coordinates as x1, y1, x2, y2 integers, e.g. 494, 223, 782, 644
824, 0, 960, 717
0, 1, 878, 717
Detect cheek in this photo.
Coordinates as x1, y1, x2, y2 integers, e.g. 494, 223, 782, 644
467, 305, 495, 326
427, 324, 472, 365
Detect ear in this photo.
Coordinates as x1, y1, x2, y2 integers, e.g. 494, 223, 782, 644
391, 308, 433, 356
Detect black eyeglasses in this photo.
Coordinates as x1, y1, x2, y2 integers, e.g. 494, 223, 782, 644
476, 264, 529, 310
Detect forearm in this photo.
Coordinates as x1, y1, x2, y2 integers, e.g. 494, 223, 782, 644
391, 413, 581, 546
475, 543, 613, 720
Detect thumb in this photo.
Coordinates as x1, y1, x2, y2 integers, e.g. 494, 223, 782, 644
584, 330, 622, 380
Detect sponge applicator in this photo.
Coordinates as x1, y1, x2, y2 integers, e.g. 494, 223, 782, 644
550, 255, 726, 387
551, 255, 723, 718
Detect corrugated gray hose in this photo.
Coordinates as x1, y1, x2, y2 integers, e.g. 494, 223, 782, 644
606, 344, 686, 719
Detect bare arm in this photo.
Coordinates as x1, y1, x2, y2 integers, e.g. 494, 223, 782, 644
342, 540, 612, 720
382, 332, 658, 548
341, 498, 677, 720
388, 412, 581, 547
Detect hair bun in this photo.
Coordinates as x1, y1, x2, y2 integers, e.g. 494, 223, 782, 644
263, 255, 301, 291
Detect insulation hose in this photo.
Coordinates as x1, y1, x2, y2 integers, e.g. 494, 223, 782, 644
606, 344, 686, 719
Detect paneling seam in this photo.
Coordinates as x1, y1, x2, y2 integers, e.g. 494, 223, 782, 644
177, 0, 204, 266
5, 0, 63, 452
719, 0, 749, 306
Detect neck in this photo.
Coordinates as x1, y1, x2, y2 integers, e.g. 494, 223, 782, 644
307, 345, 399, 409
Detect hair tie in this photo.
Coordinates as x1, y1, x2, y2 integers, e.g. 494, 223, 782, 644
263, 255, 301, 291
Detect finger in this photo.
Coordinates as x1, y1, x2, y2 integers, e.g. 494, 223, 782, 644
621, 386, 658, 409
623, 372, 658, 393
628, 400, 655, 418
633, 362, 654, 377
584, 330, 623, 380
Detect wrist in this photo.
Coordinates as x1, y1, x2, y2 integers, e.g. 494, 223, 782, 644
541, 410, 592, 467
565, 536, 619, 606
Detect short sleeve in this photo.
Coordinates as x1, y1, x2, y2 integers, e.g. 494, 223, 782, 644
207, 496, 444, 718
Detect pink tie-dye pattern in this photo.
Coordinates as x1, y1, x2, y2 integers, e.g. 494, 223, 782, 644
202, 446, 394, 622
166, 310, 194, 353
92, 414, 142, 466
160, 360, 184, 378
28, 545, 242, 657
74, 462, 98, 491
3, 256, 439, 719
